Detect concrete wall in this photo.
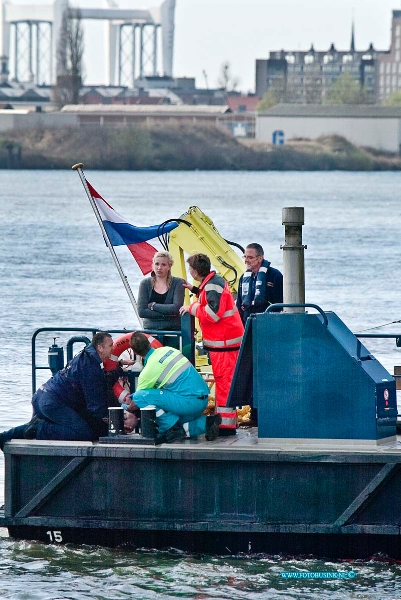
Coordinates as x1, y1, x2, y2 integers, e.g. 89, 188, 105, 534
0, 111, 78, 131
256, 115, 401, 153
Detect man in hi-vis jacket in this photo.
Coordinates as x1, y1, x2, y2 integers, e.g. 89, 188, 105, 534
179, 253, 244, 418
125, 332, 221, 444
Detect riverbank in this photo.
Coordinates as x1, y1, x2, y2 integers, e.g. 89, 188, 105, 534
1, 124, 401, 170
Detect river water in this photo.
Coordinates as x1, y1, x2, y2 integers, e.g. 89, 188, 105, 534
1, 169, 401, 598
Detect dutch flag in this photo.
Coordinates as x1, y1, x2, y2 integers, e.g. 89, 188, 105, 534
86, 181, 177, 275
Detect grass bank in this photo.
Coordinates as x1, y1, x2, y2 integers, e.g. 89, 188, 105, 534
1, 125, 400, 170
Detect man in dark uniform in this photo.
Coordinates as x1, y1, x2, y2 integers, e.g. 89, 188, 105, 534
236, 243, 283, 325
0, 332, 123, 450
236, 244, 283, 427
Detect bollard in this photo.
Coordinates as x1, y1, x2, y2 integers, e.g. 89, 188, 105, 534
108, 407, 124, 436
141, 406, 157, 439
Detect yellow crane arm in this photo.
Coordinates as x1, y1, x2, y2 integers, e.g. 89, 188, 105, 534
168, 206, 245, 294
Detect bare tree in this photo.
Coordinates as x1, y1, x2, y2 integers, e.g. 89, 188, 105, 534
217, 61, 239, 93
53, 5, 84, 108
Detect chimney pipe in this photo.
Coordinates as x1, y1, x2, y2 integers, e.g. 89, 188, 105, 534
281, 207, 306, 313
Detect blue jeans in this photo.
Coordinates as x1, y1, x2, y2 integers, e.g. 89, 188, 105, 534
133, 389, 208, 436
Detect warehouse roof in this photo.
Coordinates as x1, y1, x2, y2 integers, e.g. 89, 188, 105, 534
259, 104, 401, 118
61, 104, 231, 116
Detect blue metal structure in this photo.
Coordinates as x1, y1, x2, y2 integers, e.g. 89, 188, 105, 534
229, 305, 397, 443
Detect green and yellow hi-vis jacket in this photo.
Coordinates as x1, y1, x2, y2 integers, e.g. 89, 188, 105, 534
137, 346, 209, 398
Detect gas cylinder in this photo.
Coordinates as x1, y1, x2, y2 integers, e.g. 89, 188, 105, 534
48, 337, 64, 375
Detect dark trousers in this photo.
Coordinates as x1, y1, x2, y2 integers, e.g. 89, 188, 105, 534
32, 389, 103, 441
0, 424, 28, 449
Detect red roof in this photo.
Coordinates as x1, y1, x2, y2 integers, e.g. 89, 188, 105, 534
226, 96, 260, 112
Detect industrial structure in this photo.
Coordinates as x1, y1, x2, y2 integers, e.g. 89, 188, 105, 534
0, 0, 175, 87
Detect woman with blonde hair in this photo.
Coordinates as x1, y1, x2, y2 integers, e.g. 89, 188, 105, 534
137, 251, 184, 331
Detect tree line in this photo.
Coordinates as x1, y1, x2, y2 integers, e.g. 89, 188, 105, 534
257, 71, 401, 111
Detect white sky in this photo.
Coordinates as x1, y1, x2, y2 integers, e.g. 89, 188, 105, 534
10, 0, 401, 91
172, 0, 400, 93
82, 0, 400, 92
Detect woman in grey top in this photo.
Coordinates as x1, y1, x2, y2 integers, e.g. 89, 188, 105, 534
137, 251, 184, 331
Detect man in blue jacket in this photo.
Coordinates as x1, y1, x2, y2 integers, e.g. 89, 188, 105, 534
236, 243, 283, 427
236, 243, 283, 324
0, 332, 121, 449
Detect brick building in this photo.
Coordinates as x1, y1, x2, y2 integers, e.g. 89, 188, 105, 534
377, 10, 401, 102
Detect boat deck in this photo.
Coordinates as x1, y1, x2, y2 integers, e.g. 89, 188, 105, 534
4, 426, 401, 457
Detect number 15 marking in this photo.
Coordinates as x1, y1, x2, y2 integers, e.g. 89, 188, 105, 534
46, 530, 63, 543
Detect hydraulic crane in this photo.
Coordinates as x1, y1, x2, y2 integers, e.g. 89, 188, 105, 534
166, 206, 245, 293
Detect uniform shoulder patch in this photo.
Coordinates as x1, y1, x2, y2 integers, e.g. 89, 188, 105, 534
159, 349, 174, 364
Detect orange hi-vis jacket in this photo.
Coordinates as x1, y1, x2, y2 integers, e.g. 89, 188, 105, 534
189, 271, 244, 350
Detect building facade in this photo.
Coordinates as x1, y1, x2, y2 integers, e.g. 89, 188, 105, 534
256, 40, 378, 105
255, 13, 401, 104
377, 10, 401, 102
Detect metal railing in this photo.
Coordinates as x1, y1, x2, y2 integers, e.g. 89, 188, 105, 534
355, 332, 401, 386
30, 320, 401, 394
31, 314, 194, 393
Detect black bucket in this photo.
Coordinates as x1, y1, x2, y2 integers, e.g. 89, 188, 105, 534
108, 407, 124, 436
140, 406, 157, 439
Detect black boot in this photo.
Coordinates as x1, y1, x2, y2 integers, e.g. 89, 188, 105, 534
249, 407, 258, 427
156, 423, 186, 445
0, 424, 31, 451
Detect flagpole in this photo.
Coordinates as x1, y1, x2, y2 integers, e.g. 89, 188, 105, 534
72, 162, 143, 327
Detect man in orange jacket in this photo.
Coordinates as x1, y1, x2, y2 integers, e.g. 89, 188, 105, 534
179, 254, 244, 431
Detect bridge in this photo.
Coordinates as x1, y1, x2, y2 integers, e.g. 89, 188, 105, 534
0, 0, 175, 87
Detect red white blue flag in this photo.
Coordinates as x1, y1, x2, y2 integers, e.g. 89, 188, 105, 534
87, 181, 177, 275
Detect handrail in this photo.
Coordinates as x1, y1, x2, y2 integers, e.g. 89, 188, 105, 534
31, 314, 194, 394
32, 327, 99, 394
266, 303, 329, 327
354, 333, 401, 381
31, 319, 400, 395
66, 336, 92, 363
355, 333, 401, 346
